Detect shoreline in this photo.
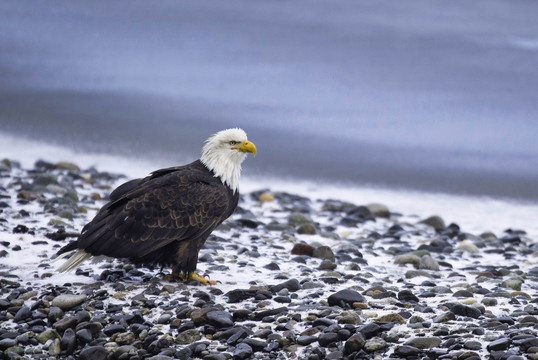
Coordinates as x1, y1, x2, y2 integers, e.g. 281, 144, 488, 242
0, 157, 537, 359
1, 131, 538, 240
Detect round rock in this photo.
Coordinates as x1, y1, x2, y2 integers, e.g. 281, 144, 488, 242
52, 294, 87, 311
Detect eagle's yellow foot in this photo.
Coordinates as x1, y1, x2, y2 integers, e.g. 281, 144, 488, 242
184, 272, 217, 285
162, 268, 182, 281
162, 270, 216, 285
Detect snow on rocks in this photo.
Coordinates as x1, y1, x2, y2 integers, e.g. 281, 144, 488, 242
0, 158, 538, 359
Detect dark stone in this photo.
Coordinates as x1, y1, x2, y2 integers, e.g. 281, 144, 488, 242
12, 225, 29, 234
233, 342, 253, 360
242, 338, 267, 352
318, 332, 340, 347
13, 306, 31, 322
519, 337, 538, 352
225, 289, 257, 303
291, 243, 315, 256
394, 345, 420, 357
53, 316, 77, 333
79, 345, 107, 360
226, 328, 249, 346
449, 304, 482, 319
236, 218, 260, 229
252, 307, 288, 321
270, 279, 301, 293
313, 318, 336, 327
103, 324, 126, 336
486, 337, 511, 352
0, 338, 17, 351
453, 290, 474, 298
60, 328, 76, 355
76, 328, 93, 344
344, 333, 366, 355
297, 335, 318, 346
206, 311, 234, 329
357, 323, 382, 339
264, 262, 280, 271
274, 296, 292, 303
398, 290, 419, 302
328, 289, 365, 308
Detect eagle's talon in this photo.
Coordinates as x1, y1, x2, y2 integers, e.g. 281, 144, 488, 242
187, 272, 217, 285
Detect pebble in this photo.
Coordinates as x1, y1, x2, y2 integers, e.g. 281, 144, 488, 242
52, 294, 87, 311
0, 158, 536, 360
419, 215, 446, 230
79, 345, 108, 360
233, 342, 253, 360
328, 289, 365, 308
364, 337, 388, 352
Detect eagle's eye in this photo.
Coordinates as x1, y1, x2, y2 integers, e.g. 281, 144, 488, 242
229, 141, 238, 146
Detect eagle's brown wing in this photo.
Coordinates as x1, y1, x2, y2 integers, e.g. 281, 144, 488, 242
73, 166, 232, 259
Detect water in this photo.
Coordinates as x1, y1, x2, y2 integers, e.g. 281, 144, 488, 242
1, 0, 537, 200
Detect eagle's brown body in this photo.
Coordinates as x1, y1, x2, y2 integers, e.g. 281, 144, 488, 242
57, 160, 239, 275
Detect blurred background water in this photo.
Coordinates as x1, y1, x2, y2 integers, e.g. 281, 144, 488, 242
1, 0, 537, 201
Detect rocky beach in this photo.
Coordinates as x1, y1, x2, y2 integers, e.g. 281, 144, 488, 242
1, 158, 538, 360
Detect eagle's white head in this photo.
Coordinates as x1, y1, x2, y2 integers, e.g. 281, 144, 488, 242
200, 128, 256, 192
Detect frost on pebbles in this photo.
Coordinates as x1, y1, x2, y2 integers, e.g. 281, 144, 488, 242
0, 159, 538, 360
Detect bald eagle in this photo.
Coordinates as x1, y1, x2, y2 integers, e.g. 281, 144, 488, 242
57, 128, 256, 285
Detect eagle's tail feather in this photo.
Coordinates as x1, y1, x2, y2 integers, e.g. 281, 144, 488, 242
56, 250, 92, 272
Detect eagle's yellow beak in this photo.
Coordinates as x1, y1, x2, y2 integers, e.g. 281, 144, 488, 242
235, 140, 257, 157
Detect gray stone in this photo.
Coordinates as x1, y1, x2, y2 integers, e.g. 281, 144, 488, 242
433, 312, 456, 323
157, 313, 172, 324
206, 310, 234, 328
312, 245, 335, 261
366, 203, 390, 218
419, 215, 446, 230
297, 223, 316, 234
457, 239, 479, 253
0, 339, 17, 351
404, 337, 441, 349
115, 345, 138, 359
48, 306, 64, 322
53, 316, 77, 332
364, 337, 388, 352
405, 270, 434, 278
52, 294, 87, 310
115, 332, 136, 345
176, 329, 201, 344
502, 278, 523, 291
37, 329, 60, 344
148, 356, 173, 360
319, 260, 337, 270
453, 289, 474, 298
297, 335, 318, 346
419, 255, 440, 271
394, 254, 421, 268
288, 213, 313, 226
48, 338, 61, 356
464, 340, 482, 350
233, 342, 253, 360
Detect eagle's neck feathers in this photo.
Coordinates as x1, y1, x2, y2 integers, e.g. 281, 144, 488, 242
201, 150, 245, 193
200, 129, 249, 193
